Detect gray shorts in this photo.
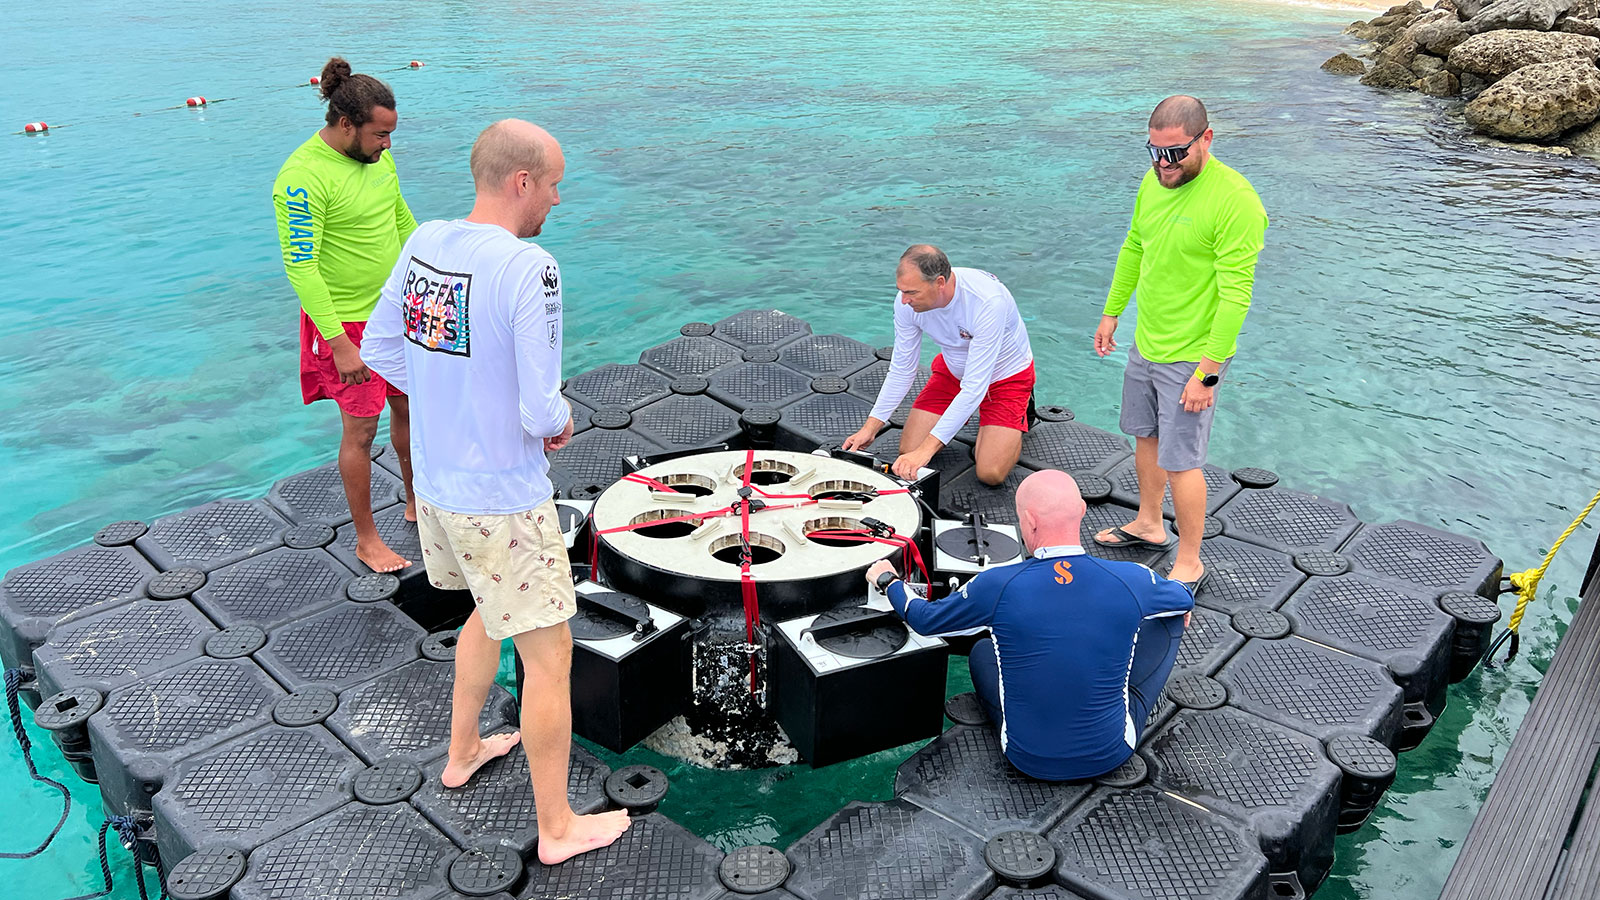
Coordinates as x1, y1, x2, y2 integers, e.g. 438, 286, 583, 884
1119, 344, 1230, 472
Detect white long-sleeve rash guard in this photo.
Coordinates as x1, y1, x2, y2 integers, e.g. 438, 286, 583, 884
868, 267, 1035, 445
362, 219, 570, 515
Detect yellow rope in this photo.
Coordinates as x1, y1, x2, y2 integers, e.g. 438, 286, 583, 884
1505, 487, 1600, 634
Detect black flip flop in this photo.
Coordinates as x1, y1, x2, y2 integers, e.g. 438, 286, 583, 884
1177, 569, 1209, 596
1092, 525, 1176, 551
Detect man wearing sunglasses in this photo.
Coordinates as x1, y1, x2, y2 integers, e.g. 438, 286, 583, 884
1091, 96, 1268, 594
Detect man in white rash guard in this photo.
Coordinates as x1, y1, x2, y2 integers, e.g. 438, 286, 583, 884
843, 244, 1037, 485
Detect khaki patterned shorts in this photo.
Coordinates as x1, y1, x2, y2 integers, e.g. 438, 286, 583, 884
415, 497, 576, 640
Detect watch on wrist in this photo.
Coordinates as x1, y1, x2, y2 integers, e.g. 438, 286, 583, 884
875, 572, 899, 592
1193, 367, 1220, 388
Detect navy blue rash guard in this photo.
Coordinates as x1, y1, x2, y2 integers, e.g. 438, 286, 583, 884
887, 546, 1194, 780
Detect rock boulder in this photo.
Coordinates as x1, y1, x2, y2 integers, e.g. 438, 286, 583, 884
1361, 58, 1423, 88
1559, 17, 1600, 36
1464, 57, 1600, 139
1465, 0, 1570, 33
1322, 52, 1368, 75
1419, 70, 1463, 95
1411, 14, 1472, 54
1447, 29, 1600, 78
1566, 119, 1600, 157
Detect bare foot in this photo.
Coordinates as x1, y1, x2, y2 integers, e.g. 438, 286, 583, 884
356, 538, 411, 573
1093, 521, 1171, 548
441, 731, 521, 788
537, 810, 633, 865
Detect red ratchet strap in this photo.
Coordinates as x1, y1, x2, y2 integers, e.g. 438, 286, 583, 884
806, 529, 931, 587
621, 473, 681, 492
739, 450, 761, 692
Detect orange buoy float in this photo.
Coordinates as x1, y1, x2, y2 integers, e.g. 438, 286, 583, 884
186, 97, 207, 107
408, 60, 424, 68
309, 75, 320, 85
23, 122, 48, 133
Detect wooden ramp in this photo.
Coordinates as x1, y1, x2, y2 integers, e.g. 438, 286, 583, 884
1439, 539, 1600, 900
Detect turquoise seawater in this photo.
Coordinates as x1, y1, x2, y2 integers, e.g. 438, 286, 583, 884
3, 0, 1598, 897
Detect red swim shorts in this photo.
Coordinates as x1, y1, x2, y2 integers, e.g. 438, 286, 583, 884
299, 312, 404, 419
912, 355, 1035, 432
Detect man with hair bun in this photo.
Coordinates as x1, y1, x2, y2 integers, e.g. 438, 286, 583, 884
363, 119, 632, 863
273, 56, 418, 573
843, 244, 1036, 485
1092, 95, 1268, 593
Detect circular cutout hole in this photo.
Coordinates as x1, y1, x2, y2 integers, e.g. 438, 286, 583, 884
804, 517, 868, 547
658, 473, 716, 497
809, 479, 875, 501
734, 459, 798, 485
710, 532, 786, 565
628, 509, 702, 539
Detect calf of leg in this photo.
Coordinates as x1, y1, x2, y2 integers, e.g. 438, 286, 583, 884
1167, 467, 1207, 573
1127, 614, 1186, 743
973, 426, 1022, 486
511, 622, 577, 834
967, 636, 1005, 728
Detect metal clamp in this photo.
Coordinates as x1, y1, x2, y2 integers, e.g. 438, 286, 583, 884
576, 592, 658, 641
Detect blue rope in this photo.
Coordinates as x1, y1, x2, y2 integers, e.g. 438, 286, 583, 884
1, 667, 72, 859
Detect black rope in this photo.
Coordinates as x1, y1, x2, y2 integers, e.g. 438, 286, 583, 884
58, 815, 155, 900
2, 667, 72, 859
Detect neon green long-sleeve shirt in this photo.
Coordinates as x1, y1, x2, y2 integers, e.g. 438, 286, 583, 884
1102, 158, 1268, 364
274, 133, 418, 340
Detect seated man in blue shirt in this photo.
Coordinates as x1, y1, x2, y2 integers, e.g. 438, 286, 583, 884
866, 469, 1194, 780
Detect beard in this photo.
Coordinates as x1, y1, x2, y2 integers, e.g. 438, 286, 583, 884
1154, 162, 1198, 189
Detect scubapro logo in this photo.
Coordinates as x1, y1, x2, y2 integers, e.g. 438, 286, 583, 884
1053, 560, 1073, 585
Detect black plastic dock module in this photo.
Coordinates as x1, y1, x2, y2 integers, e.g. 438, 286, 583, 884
135, 499, 290, 572
633, 393, 744, 450
777, 333, 877, 378
1215, 637, 1406, 747
548, 428, 667, 496
708, 362, 815, 412
517, 812, 726, 900
709, 308, 812, 351
151, 723, 362, 865
33, 597, 217, 698
1342, 520, 1504, 599
1016, 422, 1131, 475
1281, 574, 1454, 721
411, 739, 610, 855
1104, 458, 1239, 517
265, 460, 403, 526
847, 360, 933, 415
893, 723, 1092, 840
1214, 489, 1361, 556
941, 466, 1040, 526
775, 393, 877, 451
1159, 536, 1307, 615
641, 334, 746, 378
863, 427, 975, 480
188, 547, 355, 631
983, 889, 1096, 900
86, 657, 287, 816
786, 800, 995, 900
253, 602, 425, 692
1142, 707, 1343, 891
566, 394, 597, 435
1047, 786, 1269, 900
1078, 502, 1168, 567
1, 543, 155, 676
564, 363, 674, 412
1172, 606, 1247, 678
323, 657, 519, 764
327, 504, 469, 626
230, 802, 458, 900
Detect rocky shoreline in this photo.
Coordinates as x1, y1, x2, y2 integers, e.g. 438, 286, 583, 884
1322, 0, 1600, 158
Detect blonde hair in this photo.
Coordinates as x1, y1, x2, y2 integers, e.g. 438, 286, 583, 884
469, 119, 551, 190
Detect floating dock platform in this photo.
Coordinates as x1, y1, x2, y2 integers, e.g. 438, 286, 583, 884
0, 309, 1505, 900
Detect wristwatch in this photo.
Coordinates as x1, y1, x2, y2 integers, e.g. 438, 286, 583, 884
875, 571, 900, 592
1193, 367, 1220, 388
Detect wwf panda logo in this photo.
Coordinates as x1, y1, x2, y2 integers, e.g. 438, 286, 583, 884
541, 265, 559, 293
